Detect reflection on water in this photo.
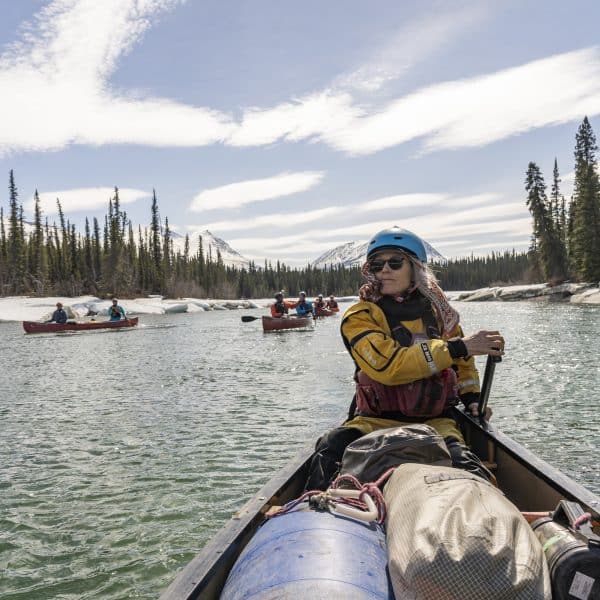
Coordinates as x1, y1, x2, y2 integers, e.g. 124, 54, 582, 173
0, 302, 598, 598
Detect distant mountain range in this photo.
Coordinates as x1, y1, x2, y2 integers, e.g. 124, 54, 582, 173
183, 234, 446, 270
3, 216, 445, 269
312, 239, 446, 268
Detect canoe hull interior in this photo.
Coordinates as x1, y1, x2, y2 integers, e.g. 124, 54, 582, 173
23, 317, 139, 333
160, 408, 600, 600
261, 316, 313, 332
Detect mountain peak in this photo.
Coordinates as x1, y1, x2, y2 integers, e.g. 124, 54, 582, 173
312, 239, 446, 269
170, 229, 250, 268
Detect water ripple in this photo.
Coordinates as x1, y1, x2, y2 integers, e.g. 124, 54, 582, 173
0, 305, 598, 598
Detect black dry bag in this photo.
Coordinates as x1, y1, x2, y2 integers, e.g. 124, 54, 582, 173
532, 500, 600, 600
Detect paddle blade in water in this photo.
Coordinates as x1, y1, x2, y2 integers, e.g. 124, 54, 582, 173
241, 315, 259, 322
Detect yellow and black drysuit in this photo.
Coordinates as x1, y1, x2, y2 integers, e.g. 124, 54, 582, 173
304, 294, 492, 490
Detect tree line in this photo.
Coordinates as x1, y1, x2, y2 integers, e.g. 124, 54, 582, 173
1, 117, 598, 299
525, 116, 600, 283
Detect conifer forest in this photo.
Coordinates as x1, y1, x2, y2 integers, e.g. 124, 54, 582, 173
1, 118, 599, 299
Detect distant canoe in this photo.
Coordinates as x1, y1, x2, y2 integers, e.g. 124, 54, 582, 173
23, 317, 139, 334
314, 307, 336, 318
262, 315, 313, 332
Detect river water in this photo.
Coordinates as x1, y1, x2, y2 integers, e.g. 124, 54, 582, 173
1, 301, 599, 599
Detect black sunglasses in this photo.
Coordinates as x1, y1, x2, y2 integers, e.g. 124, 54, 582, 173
369, 256, 406, 273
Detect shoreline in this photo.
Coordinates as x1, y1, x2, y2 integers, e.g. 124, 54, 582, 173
1, 283, 599, 323
447, 281, 600, 304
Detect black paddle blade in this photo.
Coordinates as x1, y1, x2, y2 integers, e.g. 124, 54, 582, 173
241, 315, 259, 322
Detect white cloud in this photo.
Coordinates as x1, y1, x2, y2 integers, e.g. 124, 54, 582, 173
2, 2, 599, 159
30, 187, 149, 216
192, 206, 342, 232
227, 92, 361, 148
320, 48, 600, 155
335, 4, 492, 93
189, 171, 325, 212
0, 0, 234, 156
355, 193, 447, 212
223, 48, 600, 156
225, 208, 532, 263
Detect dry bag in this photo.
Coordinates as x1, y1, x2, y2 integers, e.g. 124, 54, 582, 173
384, 463, 552, 599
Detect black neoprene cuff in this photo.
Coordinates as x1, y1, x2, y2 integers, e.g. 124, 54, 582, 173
447, 337, 469, 359
460, 392, 480, 410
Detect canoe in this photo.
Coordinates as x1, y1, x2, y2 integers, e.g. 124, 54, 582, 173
261, 315, 313, 332
159, 405, 600, 599
23, 317, 139, 334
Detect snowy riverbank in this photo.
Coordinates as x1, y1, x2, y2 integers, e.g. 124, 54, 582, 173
447, 282, 600, 304
0, 295, 265, 323
1, 284, 598, 323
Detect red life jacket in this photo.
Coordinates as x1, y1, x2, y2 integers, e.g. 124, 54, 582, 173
355, 331, 459, 418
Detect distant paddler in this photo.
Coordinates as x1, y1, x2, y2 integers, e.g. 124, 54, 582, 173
294, 291, 314, 317
270, 291, 297, 318
45, 302, 67, 324
108, 298, 128, 322
314, 294, 326, 311
326, 294, 340, 312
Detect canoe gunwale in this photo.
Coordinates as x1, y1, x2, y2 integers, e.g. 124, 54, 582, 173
456, 409, 600, 512
22, 317, 139, 333
160, 441, 314, 599
261, 315, 313, 332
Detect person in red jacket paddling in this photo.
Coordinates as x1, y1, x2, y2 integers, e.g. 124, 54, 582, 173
325, 294, 339, 312
270, 291, 297, 317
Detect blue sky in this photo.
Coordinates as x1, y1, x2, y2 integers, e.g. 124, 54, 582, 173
1, 0, 599, 266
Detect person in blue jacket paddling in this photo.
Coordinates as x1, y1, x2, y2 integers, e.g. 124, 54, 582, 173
295, 291, 314, 317
46, 302, 67, 324
108, 298, 127, 321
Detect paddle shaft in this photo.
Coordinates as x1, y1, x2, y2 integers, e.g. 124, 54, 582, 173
478, 355, 501, 420
241, 314, 308, 322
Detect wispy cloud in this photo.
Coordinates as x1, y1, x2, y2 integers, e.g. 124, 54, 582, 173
319, 48, 600, 155
226, 92, 361, 148
191, 206, 342, 232
0, 0, 234, 156
335, 3, 492, 93
29, 187, 150, 216
2, 2, 600, 160
189, 171, 325, 212
222, 193, 531, 264
355, 193, 447, 212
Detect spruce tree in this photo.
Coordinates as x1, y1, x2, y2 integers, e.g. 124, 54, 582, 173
570, 116, 600, 281
7, 170, 26, 292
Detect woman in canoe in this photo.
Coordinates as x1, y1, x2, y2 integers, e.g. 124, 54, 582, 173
305, 226, 505, 490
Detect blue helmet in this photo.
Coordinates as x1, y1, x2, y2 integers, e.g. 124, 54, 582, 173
367, 226, 427, 262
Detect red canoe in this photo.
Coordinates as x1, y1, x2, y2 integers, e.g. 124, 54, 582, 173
23, 317, 139, 334
261, 315, 313, 332
314, 307, 336, 318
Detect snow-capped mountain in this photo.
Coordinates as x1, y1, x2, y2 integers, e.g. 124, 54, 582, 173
170, 229, 250, 269
312, 239, 447, 269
